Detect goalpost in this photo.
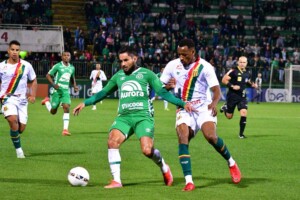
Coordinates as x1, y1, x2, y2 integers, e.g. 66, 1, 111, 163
285, 65, 300, 102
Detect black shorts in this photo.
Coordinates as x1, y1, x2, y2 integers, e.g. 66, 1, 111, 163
226, 92, 248, 114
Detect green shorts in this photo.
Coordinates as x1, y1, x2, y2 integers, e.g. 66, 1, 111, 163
50, 89, 71, 109
110, 114, 154, 139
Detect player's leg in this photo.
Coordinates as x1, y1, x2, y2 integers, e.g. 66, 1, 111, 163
176, 110, 196, 191
104, 117, 130, 188
2, 100, 25, 158
164, 100, 169, 111
41, 92, 59, 114
61, 103, 71, 136
136, 117, 173, 186
201, 119, 241, 184
61, 92, 72, 136
237, 100, 248, 138
105, 128, 126, 188
91, 93, 97, 110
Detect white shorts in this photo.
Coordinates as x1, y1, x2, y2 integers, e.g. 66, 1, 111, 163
91, 84, 103, 94
1, 96, 28, 124
176, 104, 217, 135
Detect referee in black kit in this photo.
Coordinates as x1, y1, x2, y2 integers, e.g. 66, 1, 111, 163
220, 56, 257, 139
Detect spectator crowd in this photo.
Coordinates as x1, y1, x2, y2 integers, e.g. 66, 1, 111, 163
0, 0, 299, 84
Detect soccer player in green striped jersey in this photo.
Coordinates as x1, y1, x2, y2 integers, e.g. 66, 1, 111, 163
41, 52, 78, 136
73, 46, 194, 188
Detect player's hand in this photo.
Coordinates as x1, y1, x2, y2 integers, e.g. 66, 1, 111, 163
27, 96, 36, 103
184, 102, 197, 113
208, 103, 218, 117
73, 103, 85, 116
74, 86, 79, 92
53, 84, 59, 90
165, 78, 176, 90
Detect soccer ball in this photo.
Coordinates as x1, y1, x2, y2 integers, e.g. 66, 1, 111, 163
67, 167, 90, 186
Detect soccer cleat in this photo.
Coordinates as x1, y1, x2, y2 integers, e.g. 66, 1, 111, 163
163, 165, 173, 186
239, 134, 247, 139
229, 163, 241, 184
104, 180, 123, 189
62, 129, 71, 136
41, 97, 50, 105
182, 182, 195, 191
164, 108, 170, 111
92, 106, 97, 110
220, 104, 227, 113
16, 150, 25, 159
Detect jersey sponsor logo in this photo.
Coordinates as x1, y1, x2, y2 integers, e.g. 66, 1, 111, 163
120, 80, 144, 99
121, 102, 143, 109
59, 73, 71, 82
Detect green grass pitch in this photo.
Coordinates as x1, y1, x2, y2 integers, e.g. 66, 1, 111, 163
0, 99, 299, 200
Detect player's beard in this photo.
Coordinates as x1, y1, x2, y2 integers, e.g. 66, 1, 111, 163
123, 64, 136, 75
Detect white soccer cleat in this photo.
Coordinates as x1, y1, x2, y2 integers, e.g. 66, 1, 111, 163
16, 148, 25, 159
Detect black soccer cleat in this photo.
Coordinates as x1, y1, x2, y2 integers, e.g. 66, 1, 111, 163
220, 104, 227, 113
239, 134, 247, 139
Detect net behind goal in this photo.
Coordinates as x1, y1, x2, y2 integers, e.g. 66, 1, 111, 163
285, 65, 300, 102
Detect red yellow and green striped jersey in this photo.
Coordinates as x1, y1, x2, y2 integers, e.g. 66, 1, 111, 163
160, 57, 219, 105
0, 59, 36, 99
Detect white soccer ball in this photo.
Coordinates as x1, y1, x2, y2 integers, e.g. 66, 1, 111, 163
68, 167, 90, 186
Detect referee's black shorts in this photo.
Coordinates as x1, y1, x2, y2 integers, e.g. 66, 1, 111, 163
226, 92, 248, 114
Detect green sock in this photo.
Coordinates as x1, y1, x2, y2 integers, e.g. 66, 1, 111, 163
178, 144, 192, 176
212, 137, 231, 160
10, 130, 21, 149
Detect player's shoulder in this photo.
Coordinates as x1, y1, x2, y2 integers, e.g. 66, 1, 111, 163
199, 58, 214, 71
20, 59, 33, 67
199, 58, 211, 66
0, 60, 5, 66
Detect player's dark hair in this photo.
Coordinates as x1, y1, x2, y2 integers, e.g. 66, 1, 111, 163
178, 39, 195, 49
9, 40, 20, 47
119, 45, 138, 57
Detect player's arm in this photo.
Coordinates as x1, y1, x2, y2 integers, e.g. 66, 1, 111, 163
159, 64, 175, 90
246, 75, 257, 88
222, 69, 240, 90
70, 73, 79, 92
89, 71, 94, 80
73, 78, 118, 115
151, 73, 194, 112
27, 78, 37, 103
101, 71, 107, 81
46, 66, 59, 89
209, 85, 221, 116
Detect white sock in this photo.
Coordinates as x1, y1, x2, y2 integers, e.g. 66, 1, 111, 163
185, 175, 193, 184
228, 157, 236, 167
63, 113, 69, 130
108, 149, 121, 183
16, 147, 23, 154
164, 101, 168, 109
151, 149, 168, 173
45, 101, 51, 112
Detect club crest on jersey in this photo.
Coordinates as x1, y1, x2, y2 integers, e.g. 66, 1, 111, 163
136, 73, 143, 79
3, 106, 8, 111
18, 67, 23, 74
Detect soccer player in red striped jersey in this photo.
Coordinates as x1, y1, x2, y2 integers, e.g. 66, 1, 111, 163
160, 39, 241, 191
0, 40, 37, 158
